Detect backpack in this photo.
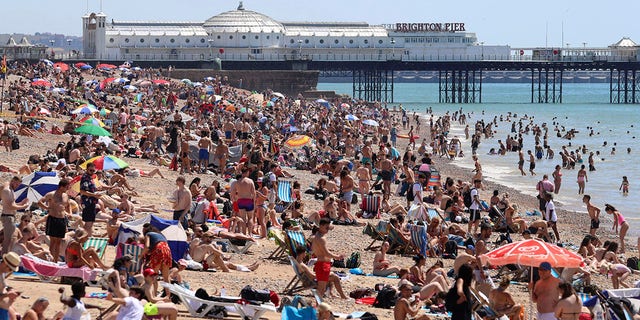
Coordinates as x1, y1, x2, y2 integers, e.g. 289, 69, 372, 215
373, 285, 397, 309
443, 240, 458, 259
346, 251, 361, 269
240, 285, 271, 303
463, 188, 475, 208
11, 137, 19, 150
626, 257, 639, 271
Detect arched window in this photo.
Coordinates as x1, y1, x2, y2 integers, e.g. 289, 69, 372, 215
229, 35, 233, 39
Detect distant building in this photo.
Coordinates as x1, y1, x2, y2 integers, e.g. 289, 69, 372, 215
82, 2, 509, 62
0, 35, 47, 60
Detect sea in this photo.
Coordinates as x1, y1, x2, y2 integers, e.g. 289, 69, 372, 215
318, 82, 640, 234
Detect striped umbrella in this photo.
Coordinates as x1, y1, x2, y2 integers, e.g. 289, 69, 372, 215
67, 174, 103, 197
75, 124, 111, 137
284, 135, 312, 148
71, 104, 99, 114
82, 117, 106, 127
80, 155, 129, 171
14, 172, 60, 203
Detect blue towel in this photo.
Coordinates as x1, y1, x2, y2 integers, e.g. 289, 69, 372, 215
282, 306, 318, 320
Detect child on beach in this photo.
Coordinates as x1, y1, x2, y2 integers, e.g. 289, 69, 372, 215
619, 176, 629, 195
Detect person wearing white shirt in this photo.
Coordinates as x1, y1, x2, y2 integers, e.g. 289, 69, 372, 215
468, 180, 482, 234
107, 287, 144, 320
545, 193, 560, 242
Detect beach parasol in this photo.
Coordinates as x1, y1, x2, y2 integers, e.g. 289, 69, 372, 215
152, 79, 170, 85
67, 174, 102, 197
284, 135, 312, 148
40, 59, 53, 66
180, 78, 192, 84
82, 117, 106, 127
272, 92, 285, 99
123, 85, 137, 92
14, 172, 60, 203
38, 108, 52, 115
80, 155, 129, 171
315, 98, 331, 108
340, 103, 351, 108
345, 114, 359, 121
71, 104, 99, 115
52, 62, 69, 72
113, 77, 130, 84
96, 63, 117, 71
389, 147, 400, 159
362, 119, 379, 127
136, 80, 152, 87
31, 79, 52, 87
480, 239, 583, 268
75, 124, 112, 137
51, 87, 66, 94
134, 115, 147, 121
99, 108, 111, 116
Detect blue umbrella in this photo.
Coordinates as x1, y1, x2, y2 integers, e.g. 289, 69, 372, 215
14, 172, 60, 203
390, 147, 400, 159
289, 126, 299, 132
80, 64, 93, 70
362, 119, 379, 127
345, 114, 359, 121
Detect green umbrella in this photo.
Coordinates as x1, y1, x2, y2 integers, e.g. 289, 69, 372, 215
75, 124, 112, 137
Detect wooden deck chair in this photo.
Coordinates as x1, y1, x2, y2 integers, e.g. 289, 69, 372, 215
276, 179, 294, 213
387, 226, 411, 254
217, 239, 255, 254
285, 230, 308, 257
283, 256, 317, 295
409, 224, 429, 257
427, 169, 441, 190
360, 194, 381, 219
469, 286, 510, 320
160, 281, 276, 319
267, 228, 288, 260
363, 220, 390, 251
83, 237, 109, 259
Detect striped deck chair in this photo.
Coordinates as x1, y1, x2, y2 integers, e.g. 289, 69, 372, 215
360, 195, 381, 219
276, 180, 294, 213
363, 220, 390, 251
117, 243, 144, 274
409, 224, 429, 257
83, 237, 109, 259
283, 256, 317, 295
427, 207, 448, 226
427, 169, 441, 190
387, 226, 411, 255
268, 228, 288, 260
285, 230, 308, 257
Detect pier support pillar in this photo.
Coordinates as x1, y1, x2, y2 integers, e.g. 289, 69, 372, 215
610, 69, 640, 104
438, 69, 482, 103
530, 67, 563, 103
352, 69, 394, 103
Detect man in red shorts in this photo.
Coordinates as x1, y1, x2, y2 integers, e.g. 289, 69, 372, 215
311, 218, 345, 298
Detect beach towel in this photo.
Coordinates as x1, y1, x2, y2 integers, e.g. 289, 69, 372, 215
281, 305, 318, 320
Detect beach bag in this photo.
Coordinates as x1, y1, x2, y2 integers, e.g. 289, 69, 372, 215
11, 137, 19, 150
627, 257, 640, 271
240, 285, 271, 303
346, 251, 361, 269
373, 285, 397, 309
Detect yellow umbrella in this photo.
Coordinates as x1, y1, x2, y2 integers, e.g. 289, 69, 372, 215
284, 135, 312, 148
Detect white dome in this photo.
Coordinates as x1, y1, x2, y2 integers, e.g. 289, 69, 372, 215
203, 3, 284, 33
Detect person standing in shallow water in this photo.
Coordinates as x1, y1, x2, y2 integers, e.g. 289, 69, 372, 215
518, 150, 526, 176
577, 165, 588, 195
552, 165, 562, 194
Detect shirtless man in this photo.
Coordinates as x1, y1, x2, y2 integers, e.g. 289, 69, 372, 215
394, 282, 429, 320
518, 149, 526, 176
339, 169, 355, 213
223, 118, 235, 140
154, 125, 165, 153
379, 154, 394, 197
355, 164, 372, 198
197, 131, 213, 172
117, 194, 135, 217
37, 179, 71, 263
234, 168, 256, 235
311, 218, 345, 299
171, 176, 192, 229
190, 231, 259, 272
105, 210, 122, 245
361, 140, 373, 166
214, 140, 229, 174
528, 150, 537, 176
583, 195, 600, 236
1, 176, 29, 255
532, 262, 561, 320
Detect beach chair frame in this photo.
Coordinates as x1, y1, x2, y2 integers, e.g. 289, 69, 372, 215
276, 179, 294, 213
360, 194, 381, 219
267, 228, 288, 260
363, 220, 390, 251
387, 226, 412, 255
282, 256, 317, 295
83, 237, 109, 259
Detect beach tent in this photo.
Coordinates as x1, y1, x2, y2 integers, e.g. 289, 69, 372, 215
115, 215, 189, 261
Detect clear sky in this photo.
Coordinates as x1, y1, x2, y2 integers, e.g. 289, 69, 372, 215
2, 0, 638, 48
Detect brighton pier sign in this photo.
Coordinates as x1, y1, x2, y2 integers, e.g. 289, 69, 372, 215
384, 23, 466, 33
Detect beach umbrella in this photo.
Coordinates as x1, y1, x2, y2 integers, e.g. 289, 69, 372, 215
362, 119, 379, 127
239, 107, 252, 114
52, 62, 69, 72
71, 104, 99, 115
97, 136, 113, 146
82, 117, 106, 127
99, 108, 111, 116
40, 59, 53, 66
289, 126, 299, 132
340, 103, 351, 108
80, 155, 129, 170
134, 115, 147, 121
284, 135, 312, 148
96, 63, 117, 71
204, 76, 215, 81
79, 64, 93, 70
315, 98, 331, 108
480, 239, 583, 268
84, 80, 98, 86
31, 79, 52, 87
38, 108, 51, 115
136, 80, 152, 87
113, 77, 130, 84
131, 66, 142, 71
123, 85, 137, 92
213, 95, 222, 102
272, 92, 285, 99
67, 174, 102, 197
152, 79, 170, 85
389, 147, 400, 159
180, 78, 192, 84
192, 82, 202, 87
14, 172, 60, 203
75, 124, 112, 137
51, 87, 66, 94
345, 114, 359, 121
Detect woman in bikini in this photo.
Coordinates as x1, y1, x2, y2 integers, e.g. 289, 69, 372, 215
605, 204, 629, 253
65, 228, 108, 269
577, 165, 588, 195
372, 242, 401, 277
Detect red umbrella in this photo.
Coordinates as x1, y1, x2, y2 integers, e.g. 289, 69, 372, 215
31, 79, 52, 87
53, 62, 69, 72
152, 79, 170, 85
480, 239, 583, 268
96, 63, 117, 70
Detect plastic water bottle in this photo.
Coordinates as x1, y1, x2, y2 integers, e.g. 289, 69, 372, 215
220, 286, 226, 297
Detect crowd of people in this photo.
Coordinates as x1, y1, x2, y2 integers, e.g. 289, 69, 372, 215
0, 58, 636, 320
